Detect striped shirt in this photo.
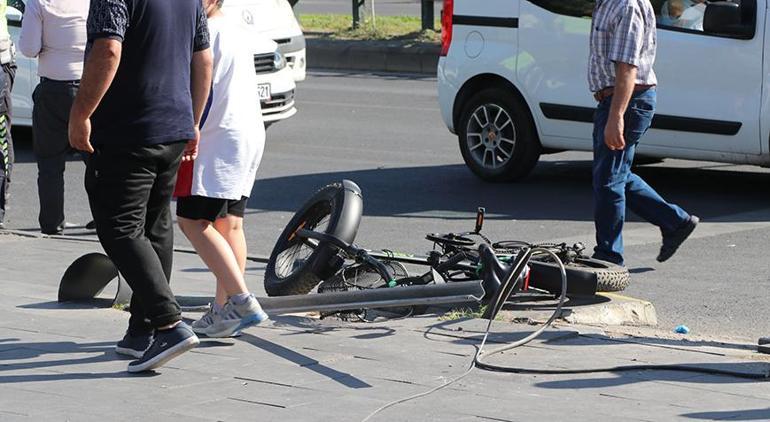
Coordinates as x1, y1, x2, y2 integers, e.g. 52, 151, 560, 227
588, 0, 657, 93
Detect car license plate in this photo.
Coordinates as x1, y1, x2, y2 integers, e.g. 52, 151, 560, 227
257, 84, 271, 101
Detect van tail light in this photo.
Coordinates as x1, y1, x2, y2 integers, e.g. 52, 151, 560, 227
440, 0, 454, 57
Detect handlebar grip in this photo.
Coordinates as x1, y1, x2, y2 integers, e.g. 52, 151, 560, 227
435, 252, 468, 274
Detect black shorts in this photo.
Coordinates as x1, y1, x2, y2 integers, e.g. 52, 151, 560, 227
176, 195, 248, 222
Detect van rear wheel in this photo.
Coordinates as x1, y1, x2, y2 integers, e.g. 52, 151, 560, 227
458, 89, 540, 182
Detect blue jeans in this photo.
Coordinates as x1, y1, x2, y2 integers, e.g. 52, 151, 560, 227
592, 88, 689, 266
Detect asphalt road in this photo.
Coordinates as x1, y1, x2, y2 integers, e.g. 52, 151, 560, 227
6, 71, 770, 342
294, 0, 443, 17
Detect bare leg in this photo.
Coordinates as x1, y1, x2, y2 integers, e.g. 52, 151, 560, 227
213, 215, 247, 274
214, 215, 247, 306
178, 216, 249, 306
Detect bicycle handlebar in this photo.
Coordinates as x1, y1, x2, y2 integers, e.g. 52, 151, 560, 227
296, 228, 397, 284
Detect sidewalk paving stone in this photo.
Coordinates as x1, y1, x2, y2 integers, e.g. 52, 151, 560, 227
1, 234, 769, 421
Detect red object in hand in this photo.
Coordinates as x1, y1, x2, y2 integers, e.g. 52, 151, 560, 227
174, 160, 194, 198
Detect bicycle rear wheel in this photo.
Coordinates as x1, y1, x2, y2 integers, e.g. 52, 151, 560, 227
570, 257, 630, 292
528, 257, 630, 295
264, 180, 363, 296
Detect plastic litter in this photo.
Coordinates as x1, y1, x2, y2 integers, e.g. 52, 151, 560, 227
674, 325, 690, 334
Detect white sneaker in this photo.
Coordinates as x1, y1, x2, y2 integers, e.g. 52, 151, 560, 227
191, 306, 217, 335
204, 295, 269, 338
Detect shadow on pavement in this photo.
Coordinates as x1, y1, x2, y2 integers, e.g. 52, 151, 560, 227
269, 315, 397, 340
532, 361, 769, 389
0, 339, 157, 383
18, 299, 115, 310
238, 332, 372, 389
248, 160, 770, 223
681, 408, 770, 420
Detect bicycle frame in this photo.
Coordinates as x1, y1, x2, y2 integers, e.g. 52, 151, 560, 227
296, 208, 597, 297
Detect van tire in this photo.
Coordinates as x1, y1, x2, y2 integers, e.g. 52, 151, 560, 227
458, 89, 540, 182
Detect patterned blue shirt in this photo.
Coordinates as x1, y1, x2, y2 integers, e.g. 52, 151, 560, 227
85, 0, 210, 146
588, 0, 657, 93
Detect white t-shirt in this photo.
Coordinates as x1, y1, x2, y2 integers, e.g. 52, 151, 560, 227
183, 14, 265, 200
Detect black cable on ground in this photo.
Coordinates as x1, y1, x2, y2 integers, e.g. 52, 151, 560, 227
475, 361, 769, 379
472, 248, 769, 381
362, 247, 768, 421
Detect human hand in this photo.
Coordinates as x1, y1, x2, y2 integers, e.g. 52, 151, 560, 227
68, 116, 94, 154
604, 116, 626, 151
182, 126, 200, 161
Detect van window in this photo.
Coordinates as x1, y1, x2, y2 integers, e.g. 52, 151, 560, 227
654, 0, 707, 31
526, 0, 595, 18
528, 0, 755, 38
654, 0, 756, 37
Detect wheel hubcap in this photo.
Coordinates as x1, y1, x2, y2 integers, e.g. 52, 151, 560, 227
465, 104, 517, 170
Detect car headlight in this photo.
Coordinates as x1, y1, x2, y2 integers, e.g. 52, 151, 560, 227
273, 52, 287, 71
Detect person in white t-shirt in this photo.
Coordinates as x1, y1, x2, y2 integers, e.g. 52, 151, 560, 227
174, 0, 268, 338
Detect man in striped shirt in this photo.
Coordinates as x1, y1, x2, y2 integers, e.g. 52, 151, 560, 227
588, 0, 698, 267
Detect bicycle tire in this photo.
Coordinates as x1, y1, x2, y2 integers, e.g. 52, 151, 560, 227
571, 257, 631, 292
264, 180, 363, 296
528, 257, 630, 295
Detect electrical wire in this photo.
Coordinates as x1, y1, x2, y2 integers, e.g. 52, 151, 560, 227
472, 249, 768, 380
360, 247, 540, 422
361, 247, 768, 421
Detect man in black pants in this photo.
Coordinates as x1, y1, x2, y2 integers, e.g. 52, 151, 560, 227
69, 0, 213, 373
18, 0, 93, 235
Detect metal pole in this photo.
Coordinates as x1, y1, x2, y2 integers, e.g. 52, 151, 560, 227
177, 280, 487, 316
421, 0, 435, 31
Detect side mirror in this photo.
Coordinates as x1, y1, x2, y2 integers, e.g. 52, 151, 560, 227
5, 6, 23, 27
703, 2, 749, 37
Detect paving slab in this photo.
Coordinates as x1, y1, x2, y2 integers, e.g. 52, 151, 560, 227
1, 234, 769, 421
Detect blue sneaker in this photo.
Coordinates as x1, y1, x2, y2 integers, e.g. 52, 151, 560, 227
204, 295, 269, 338
115, 331, 153, 359
127, 322, 199, 373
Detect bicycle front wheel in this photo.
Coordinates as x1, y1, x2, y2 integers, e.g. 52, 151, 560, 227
264, 180, 363, 296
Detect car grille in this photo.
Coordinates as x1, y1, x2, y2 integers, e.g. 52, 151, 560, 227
253, 53, 275, 74
261, 90, 295, 113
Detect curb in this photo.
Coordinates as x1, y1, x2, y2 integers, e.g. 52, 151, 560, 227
501, 292, 658, 328
563, 293, 658, 327
307, 36, 439, 75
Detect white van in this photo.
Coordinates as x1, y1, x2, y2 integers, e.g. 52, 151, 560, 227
438, 0, 770, 181
5, 0, 303, 127
223, 0, 306, 82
